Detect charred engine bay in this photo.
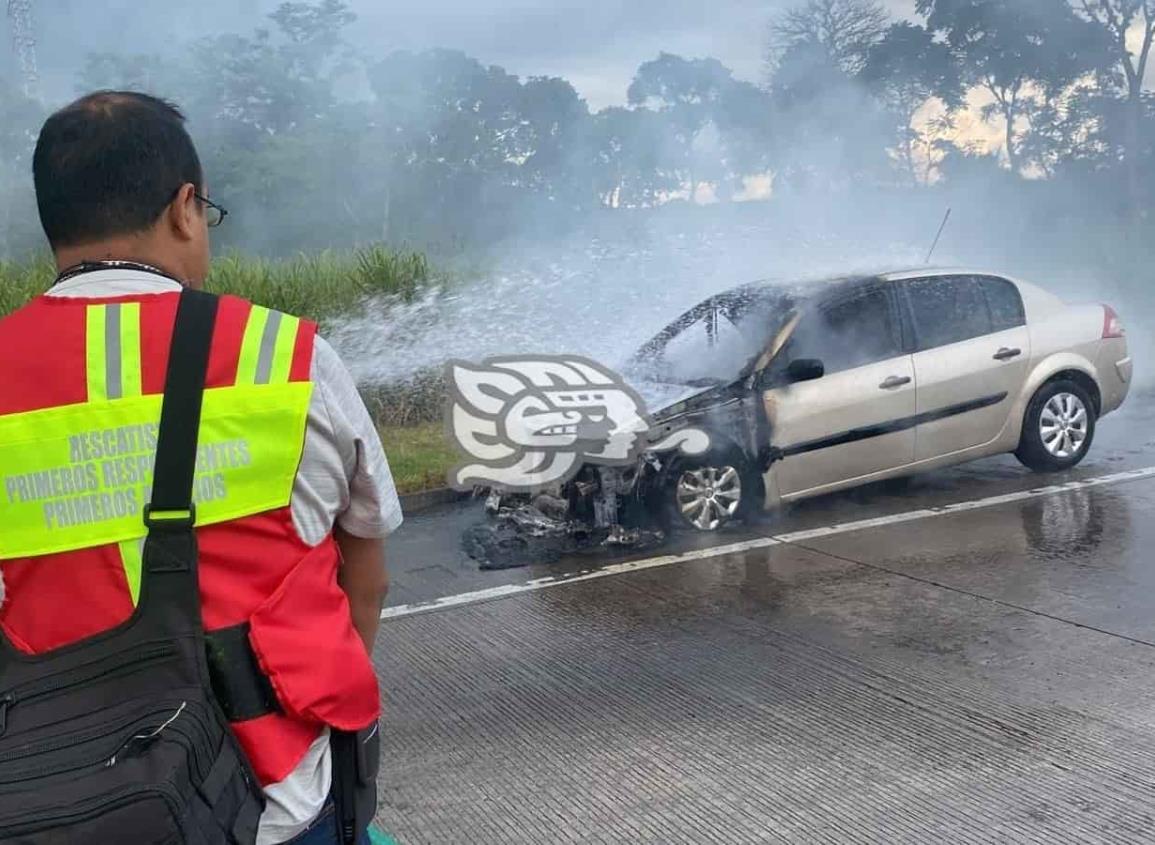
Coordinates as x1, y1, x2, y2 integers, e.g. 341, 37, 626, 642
462, 482, 667, 571
463, 383, 761, 570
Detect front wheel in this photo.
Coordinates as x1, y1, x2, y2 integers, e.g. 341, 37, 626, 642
1015, 380, 1097, 473
665, 452, 761, 532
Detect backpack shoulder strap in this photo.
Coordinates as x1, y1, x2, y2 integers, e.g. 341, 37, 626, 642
137, 288, 218, 628
148, 288, 218, 524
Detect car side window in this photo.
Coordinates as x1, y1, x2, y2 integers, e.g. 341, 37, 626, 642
980, 276, 1026, 331
906, 276, 993, 351
790, 288, 901, 375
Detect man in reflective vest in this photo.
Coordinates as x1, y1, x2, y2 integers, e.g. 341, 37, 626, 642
0, 92, 401, 844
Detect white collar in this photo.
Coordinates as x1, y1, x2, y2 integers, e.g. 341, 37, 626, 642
46, 268, 185, 299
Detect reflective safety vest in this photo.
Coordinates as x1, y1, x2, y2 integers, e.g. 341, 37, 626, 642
0, 287, 381, 785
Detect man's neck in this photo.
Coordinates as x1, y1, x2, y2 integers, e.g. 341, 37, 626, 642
54, 259, 186, 288
54, 241, 187, 285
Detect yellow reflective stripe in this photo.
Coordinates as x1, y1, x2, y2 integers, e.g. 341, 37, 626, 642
236, 306, 270, 385
0, 382, 313, 560
118, 537, 144, 607
86, 305, 107, 402
236, 307, 299, 385
115, 302, 143, 600
86, 303, 141, 401
87, 304, 146, 603
120, 302, 142, 399
268, 314, 300, 385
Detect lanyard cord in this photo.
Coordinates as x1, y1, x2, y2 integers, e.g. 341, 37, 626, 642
53, 260, 187, 288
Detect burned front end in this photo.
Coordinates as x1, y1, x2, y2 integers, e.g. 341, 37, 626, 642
463, 284, 800, 569
560, 382, 760, 532
467, 390, 753, 568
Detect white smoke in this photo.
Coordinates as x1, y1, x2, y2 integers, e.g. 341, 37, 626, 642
329, 204, 924, 385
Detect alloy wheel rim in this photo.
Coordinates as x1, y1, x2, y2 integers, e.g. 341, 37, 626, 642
676, 465, 742, 531
1040, 392, 1089, 459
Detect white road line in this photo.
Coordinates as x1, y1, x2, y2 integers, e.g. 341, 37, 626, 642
382, 465, 1155, 622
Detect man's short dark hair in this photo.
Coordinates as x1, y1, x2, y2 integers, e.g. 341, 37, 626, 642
33, 91, 203, 248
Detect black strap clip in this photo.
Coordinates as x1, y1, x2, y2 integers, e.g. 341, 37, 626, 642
143, 503, 198, 531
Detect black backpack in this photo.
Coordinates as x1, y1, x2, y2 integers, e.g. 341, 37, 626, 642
0, 289, 265, 844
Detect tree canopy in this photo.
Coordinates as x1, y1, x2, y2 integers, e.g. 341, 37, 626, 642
0, 0, 1152, 257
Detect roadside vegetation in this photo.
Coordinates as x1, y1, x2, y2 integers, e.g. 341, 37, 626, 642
377, 422, 459, 495
362, 369, 456, 494
6, 0, 1155, 493
0, 254, 54, 318
207, 246, 432, 329
0, 246, 431, 327
0, 247, 458, 494
7, 0, 1155, 258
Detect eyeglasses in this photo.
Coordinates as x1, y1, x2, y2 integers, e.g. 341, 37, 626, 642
194, 192, 228, 228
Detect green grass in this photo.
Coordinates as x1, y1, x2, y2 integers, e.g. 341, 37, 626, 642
1, 248, 454, 493
0, 245, 433, 329
207, 245, 432, 329
0, 254, 56, 318
378, 422, 458, 495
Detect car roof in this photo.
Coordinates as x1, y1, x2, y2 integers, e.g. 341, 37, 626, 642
726, 274, 880, 302
877, 267, 1010, 282
733, 268, 1019, 302
716, 268, 1069, 326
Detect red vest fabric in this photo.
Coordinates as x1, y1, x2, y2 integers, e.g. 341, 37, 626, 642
0, 290, 381, 785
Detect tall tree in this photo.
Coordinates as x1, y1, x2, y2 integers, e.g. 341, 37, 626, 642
588, 107, 682, 208
510, 75, 591, 207
370, 49, 563, 241
768, 38, 893, 190
627, 53, 768, 201
765, 0, 891, 76
628, 53, 738, 200
861, 22, 965, 181
710, 78, 775, 198
918, 0, 1111, 175
202, 0, 355, 138
1072, 1, 1155, 214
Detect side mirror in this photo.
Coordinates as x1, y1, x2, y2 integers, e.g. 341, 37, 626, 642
786, 358, 825, 384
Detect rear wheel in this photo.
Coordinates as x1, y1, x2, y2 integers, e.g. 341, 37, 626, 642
1016, 380, 1097, 473
666, 452, 760, 532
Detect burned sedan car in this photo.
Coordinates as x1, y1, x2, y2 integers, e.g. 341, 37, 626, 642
476, 269, 1131, 559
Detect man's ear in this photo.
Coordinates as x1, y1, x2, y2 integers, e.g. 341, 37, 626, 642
167, 183, 200, 242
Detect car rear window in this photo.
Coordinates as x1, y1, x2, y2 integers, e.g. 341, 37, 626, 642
979, 276, 1026, 331
906, 276, 993, 350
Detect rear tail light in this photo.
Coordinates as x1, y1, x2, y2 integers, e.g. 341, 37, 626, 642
1103, 305, 1125, 339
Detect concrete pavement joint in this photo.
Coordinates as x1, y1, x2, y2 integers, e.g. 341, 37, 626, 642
381, 465, 1155, 622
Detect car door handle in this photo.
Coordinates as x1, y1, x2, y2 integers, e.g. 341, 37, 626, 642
993, 347, 1022, 361
879, 376, 912, 390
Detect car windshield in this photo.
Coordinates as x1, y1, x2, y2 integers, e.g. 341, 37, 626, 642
627, 286, 799, 387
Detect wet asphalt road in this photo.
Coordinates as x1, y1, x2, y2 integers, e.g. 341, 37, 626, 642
372, 393, 1155, 843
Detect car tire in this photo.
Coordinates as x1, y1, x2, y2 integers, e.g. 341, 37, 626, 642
664, 450, 761, 532
1015, 379, 1097, 473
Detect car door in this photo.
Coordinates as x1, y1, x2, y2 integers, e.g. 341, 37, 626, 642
903, 275, 1032, 461
763, 284, 917, 498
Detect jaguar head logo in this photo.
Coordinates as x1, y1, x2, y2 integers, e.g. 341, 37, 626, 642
446, 356, 652, 491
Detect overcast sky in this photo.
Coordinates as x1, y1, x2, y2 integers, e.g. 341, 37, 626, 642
3, 0, 917, 109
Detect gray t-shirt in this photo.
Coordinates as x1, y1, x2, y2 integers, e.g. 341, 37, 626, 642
46, 269, 402, 844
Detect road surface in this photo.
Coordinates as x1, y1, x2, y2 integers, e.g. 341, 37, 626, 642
371, 391, 1155, 843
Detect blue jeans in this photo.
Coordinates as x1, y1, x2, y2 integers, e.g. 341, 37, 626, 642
278, 801, 371, 845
